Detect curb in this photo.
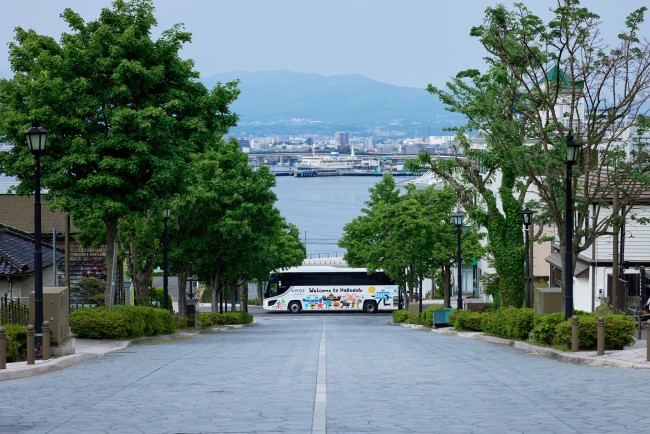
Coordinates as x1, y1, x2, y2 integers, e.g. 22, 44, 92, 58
395, 322, 650, 370
0, 324, 252, 381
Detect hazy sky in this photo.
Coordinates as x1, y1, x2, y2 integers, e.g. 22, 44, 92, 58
0, 0, 648, 89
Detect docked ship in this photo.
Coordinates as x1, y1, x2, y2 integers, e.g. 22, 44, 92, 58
293, 146, 363, 177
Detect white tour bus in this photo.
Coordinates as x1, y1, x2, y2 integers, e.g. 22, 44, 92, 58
263, 265, 398, 313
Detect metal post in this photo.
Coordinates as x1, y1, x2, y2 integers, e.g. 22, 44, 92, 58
419, 274, 423, 314
524, 223, 531, 308
163, 214, 169, 311
647, 320, 650, 362
457, 225, 463, 310
597, 317, 604, 356
571, 315, 579, 352
0, 326, 6, 370
33, 151, 43, 358
565, 160, 574, 320
42, 321, 51, 360
27, 325, 35, 365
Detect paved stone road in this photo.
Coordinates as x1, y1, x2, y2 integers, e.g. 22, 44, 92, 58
1, 312, 650, 433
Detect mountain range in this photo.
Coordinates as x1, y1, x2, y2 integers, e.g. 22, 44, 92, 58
199, 70, 463, 138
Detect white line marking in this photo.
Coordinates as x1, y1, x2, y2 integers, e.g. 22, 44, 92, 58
312, 318, 327, 434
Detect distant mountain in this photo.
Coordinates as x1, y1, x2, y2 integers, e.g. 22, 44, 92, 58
200, 70, 462, 138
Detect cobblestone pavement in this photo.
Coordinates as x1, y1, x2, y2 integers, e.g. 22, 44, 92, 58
1, 313, 650, 433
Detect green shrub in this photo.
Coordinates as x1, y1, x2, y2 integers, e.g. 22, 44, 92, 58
482, 307, 534, 340
451, 310, 485, 331
70, 305, 176, 339
392, 310, 409, 323
603, 315, 636, 349
554, 313, 635, 350
2, 323, 27, 362
71, 276, 105, 306
199, 311, 253, 329
531, 312, 565, 345
407, 313, 421, 324
418, 305, 448, 327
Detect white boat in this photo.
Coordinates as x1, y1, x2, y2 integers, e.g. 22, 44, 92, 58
294, 145, 362, 177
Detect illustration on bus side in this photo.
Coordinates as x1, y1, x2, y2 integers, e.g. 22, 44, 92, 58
271, 286, 397, 310
263, 266, 399, 312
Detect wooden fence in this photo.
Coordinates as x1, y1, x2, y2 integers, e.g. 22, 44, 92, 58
0, 294, 29, 326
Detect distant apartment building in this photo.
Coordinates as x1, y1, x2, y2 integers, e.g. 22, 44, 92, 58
335, 132, 349, 147
365, 137, 374, 149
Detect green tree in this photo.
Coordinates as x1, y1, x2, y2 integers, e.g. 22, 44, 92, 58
340, 176, 484, 307
177, 140, 304, 313
0, 0, 239, 306
418, 0, 650, 310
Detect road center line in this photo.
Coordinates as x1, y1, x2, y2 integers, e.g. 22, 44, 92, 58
312, 318, 327, 434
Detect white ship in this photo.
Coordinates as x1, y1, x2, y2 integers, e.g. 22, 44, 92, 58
293, 145, 362, 177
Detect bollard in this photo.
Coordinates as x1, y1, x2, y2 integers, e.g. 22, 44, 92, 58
42, 321, 51, 361
647, 320, 650, 362
571, 315, 579, 352
0, 326, 6, 370
26, 325, 35, 365
597, 317, 605, 356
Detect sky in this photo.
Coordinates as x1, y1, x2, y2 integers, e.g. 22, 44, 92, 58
0, 0, 648, 89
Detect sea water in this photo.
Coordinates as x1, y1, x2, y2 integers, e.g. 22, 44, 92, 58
273, 175, 405, 258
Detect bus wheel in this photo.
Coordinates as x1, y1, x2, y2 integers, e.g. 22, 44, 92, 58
288, 301, 302, 313
363, 301, 378, 314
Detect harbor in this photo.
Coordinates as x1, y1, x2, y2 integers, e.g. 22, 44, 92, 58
249, 148, 421, 177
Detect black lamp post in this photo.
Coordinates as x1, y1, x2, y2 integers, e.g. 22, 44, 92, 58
162, 208, 171, 311
187, 261, 195, 299
521, 208, 535, 308
24, 121, 48, 357
564, 135, 582, 320
452, 210, 464, 310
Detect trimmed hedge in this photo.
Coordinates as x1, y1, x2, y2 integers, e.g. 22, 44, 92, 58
482, 307, 534, 341
531, 312, 565, 346
70, 305, 176, 339
199, 311, 254, 329
392, 309, 409, 324
376, 305, 636, 352
2, 323, 27, 362
449, 310, 485, 331
554, 313, 635, 350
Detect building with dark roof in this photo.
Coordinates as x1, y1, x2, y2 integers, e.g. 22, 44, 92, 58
0, 194, 107, 293
0, 224, 64, 301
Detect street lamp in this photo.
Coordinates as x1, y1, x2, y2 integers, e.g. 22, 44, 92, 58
162, 208, 171, 311
187, 261, 195, 299
521, 208, 535, 308
24, 121, 48, 357
452, 210, 464, 310
564, 135, 582, 320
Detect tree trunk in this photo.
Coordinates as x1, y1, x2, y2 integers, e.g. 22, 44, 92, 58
241, 280, 248, 313
230, 279, 237, 311
104, 221, 118, 308
209, 275, 219, 313
443, 264, 451, 308
177, 267, 188, 319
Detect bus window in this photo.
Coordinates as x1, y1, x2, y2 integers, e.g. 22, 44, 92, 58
265, 279, 291, 298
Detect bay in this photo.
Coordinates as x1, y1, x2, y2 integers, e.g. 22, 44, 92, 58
272, 175, 413, 258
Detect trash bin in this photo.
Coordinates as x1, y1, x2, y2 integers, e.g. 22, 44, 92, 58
433, 308, 452, 327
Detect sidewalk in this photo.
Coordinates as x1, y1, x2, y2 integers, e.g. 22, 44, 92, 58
0, 327, 240, 381
425, 325, 650, 369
